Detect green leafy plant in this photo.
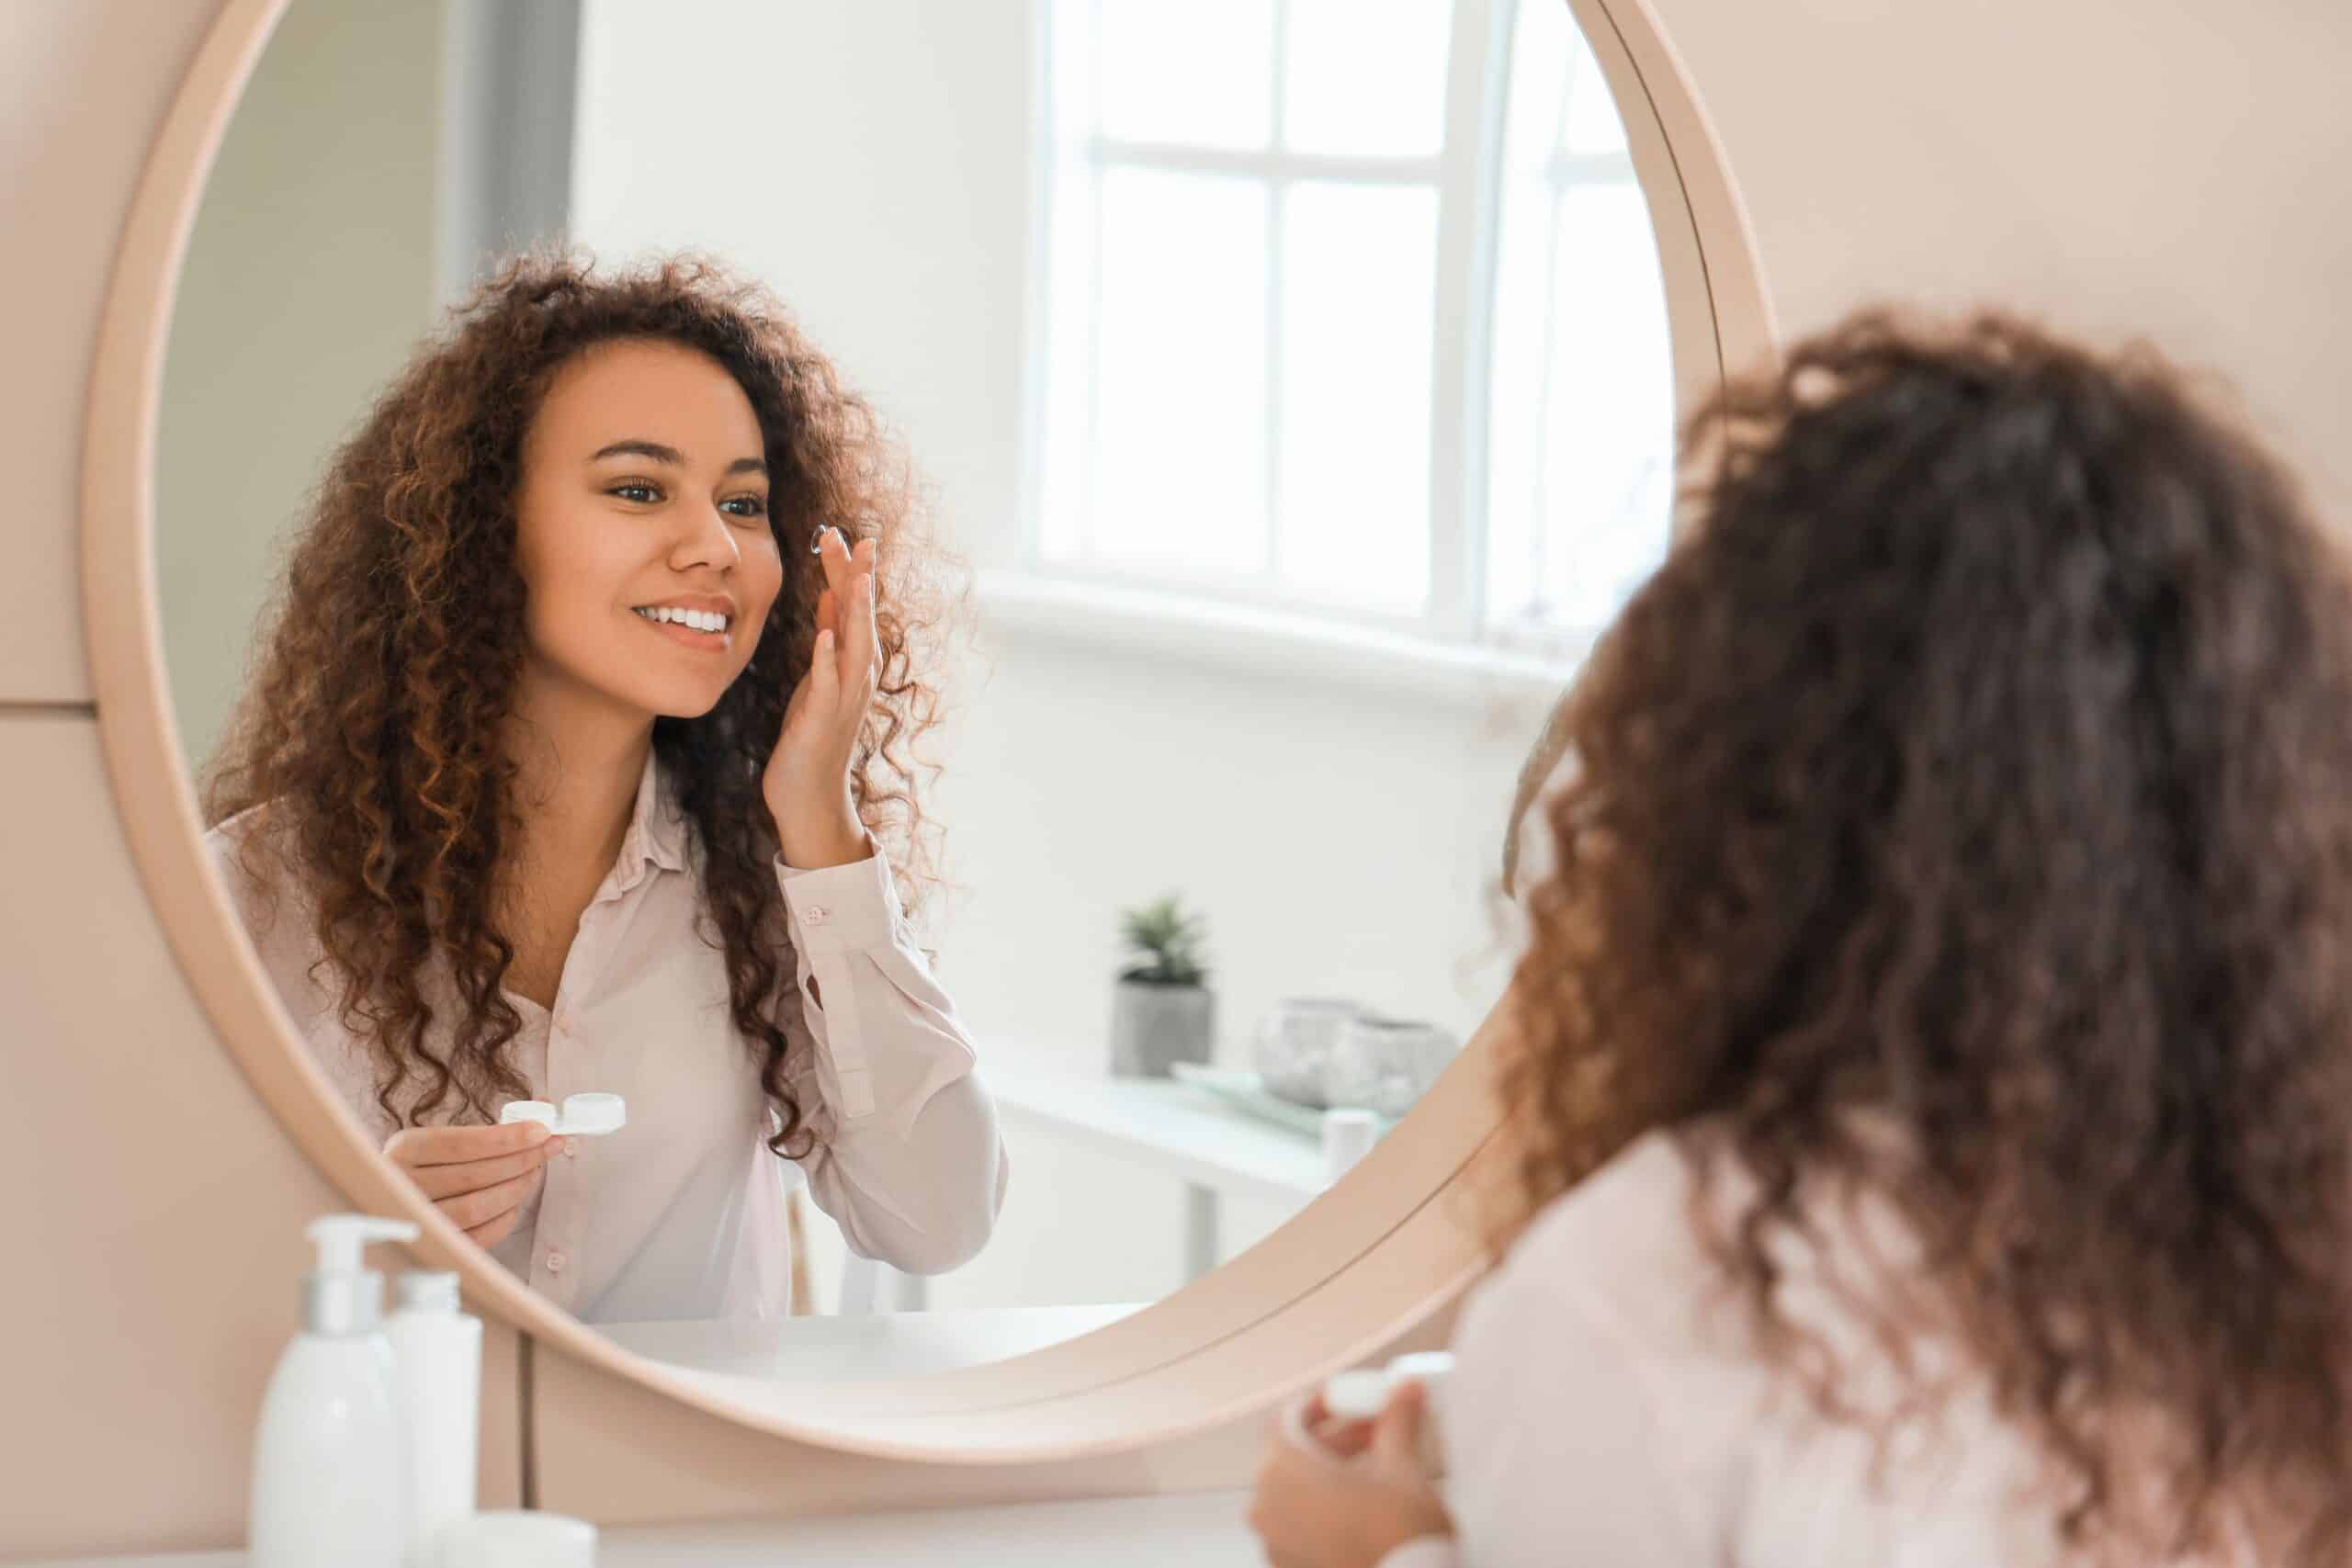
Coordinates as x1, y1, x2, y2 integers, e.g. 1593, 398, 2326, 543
1117, 894, 1209, 987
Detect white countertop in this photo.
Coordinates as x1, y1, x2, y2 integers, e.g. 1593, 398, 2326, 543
986, 1066, 1329, 1206
26, 1487, 1262, 1565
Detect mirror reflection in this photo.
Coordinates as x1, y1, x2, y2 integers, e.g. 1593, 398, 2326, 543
158, 0, 1676, 1382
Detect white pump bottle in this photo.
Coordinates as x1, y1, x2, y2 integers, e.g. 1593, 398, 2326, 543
386, 1269, 482, 1567
248, 1214, 419, 1568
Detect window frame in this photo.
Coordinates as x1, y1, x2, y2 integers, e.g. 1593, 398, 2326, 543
1013, 0, 1667, 679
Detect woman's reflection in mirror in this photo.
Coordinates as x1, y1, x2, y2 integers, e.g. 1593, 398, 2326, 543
202, 249, 1004, 1324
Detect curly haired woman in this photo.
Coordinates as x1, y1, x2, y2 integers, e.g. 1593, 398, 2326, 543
204, 251, 1004, 1324
1250, 314, 2352, 1565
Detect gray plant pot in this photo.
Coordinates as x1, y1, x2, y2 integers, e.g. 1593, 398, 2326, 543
1110, 979, 1216, 1077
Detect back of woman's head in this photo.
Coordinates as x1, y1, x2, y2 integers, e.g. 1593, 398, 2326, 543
205, 249, 949, 1151
1499, 310, 2352, 1559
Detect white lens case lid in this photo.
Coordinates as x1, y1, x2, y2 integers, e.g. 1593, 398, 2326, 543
1321, 1350, 1454, 1421
1320, 1370, 1395, 1421
553, 1092, 626, 1134
498, 1093, 627, 1136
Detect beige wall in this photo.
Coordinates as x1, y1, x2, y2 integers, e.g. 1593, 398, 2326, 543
157, 0, 445, 773
1680, 1, 2352, 519
7, 0, 2352, 1554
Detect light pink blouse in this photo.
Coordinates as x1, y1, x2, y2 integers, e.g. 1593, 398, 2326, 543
206, 749, 1006, 1324
1379, 1128, 2254, 1568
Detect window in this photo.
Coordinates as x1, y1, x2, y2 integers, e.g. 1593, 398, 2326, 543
1028, 0, 1677, 662
1481, 0, 1673, 649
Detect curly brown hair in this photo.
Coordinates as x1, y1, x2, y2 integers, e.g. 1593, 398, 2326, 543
1495, 311, 2352, 1559
203, 249, 955, 1158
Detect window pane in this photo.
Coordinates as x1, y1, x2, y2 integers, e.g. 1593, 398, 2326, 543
1276, 182, 1437, 611
1503, 0, 1634, 162
1048, 0, 1098, 152
1092, 168, 1269, 573
1560, 12, 1630, 155
1486, 2, 1664, 640
1482, 184, 1555, 628
1536, 184, 1673, 629
1098, 0, 1274, 149
1503, 0, 1569, 165
1035, 148, 1094, 562
1283, 0, 1453, 157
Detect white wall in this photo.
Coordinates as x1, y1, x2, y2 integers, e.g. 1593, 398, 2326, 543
573, 0, 1547, 1308
158, 0, 446, 772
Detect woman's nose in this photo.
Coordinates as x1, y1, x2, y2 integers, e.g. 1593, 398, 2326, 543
672, 506, 741, 569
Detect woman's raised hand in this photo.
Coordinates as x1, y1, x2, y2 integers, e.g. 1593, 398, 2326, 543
382, 1121, 559, 1249
763, 525, 879, 870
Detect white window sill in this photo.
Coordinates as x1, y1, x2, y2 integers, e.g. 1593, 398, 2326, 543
972, 569, 1589, 714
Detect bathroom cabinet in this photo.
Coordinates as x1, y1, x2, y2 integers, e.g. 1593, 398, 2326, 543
19, 1489, 1264, 1567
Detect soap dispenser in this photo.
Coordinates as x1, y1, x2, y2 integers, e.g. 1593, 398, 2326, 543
249, 1214, 419, 1568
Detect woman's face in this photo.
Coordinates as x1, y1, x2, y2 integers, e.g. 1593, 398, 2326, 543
513, 336, 785, 722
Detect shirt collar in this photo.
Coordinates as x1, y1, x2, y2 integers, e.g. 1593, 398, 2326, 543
618, 746, 690, 879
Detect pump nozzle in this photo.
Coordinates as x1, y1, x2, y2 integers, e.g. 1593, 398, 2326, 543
306, 1214, 418, 1272
299, 1213, 419, 1336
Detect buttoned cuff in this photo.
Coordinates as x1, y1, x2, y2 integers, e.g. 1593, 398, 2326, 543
774, 836, 905, 957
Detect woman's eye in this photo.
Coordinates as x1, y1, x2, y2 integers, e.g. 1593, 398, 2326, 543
722, 496, 770, 520
611, 483, 660, 504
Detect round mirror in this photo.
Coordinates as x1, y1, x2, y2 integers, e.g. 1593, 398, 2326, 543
106, 0, 1761, 1435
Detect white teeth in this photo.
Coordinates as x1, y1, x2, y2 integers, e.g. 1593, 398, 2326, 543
635, 606, 729, 633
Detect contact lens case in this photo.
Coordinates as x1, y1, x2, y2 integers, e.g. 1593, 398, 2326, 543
497, 1093, 626, 1136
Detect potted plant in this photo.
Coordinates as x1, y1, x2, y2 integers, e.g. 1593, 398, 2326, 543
1109, 893, 1215, 1077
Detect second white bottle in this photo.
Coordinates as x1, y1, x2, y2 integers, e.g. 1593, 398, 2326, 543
385, 1269, 482, 1568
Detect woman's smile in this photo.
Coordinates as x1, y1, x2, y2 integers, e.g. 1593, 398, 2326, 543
631, 604, 733, 652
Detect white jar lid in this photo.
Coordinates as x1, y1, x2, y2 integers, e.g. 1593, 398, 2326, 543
437, 1509, 597, 1567
1319, 1107, 1382, 1183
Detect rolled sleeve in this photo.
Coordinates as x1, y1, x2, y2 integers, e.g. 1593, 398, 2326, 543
775, 844, 907, 1118
773, 845, 1008, 1273
776, 841, 905, 959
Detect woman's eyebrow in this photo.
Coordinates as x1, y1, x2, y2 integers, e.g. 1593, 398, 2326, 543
591, 438, 683, 466
590, 438, 767, 478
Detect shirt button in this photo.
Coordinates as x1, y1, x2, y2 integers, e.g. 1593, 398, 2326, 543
562, 1139, 578, 1159
804, 904, 829, 925
554, 1010, 574, 1032
545, 1250, 567, 1274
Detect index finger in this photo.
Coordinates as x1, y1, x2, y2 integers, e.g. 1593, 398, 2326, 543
384, 1120, 550, 1167
842, 567, 878, 687
815, 525, 854, 604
